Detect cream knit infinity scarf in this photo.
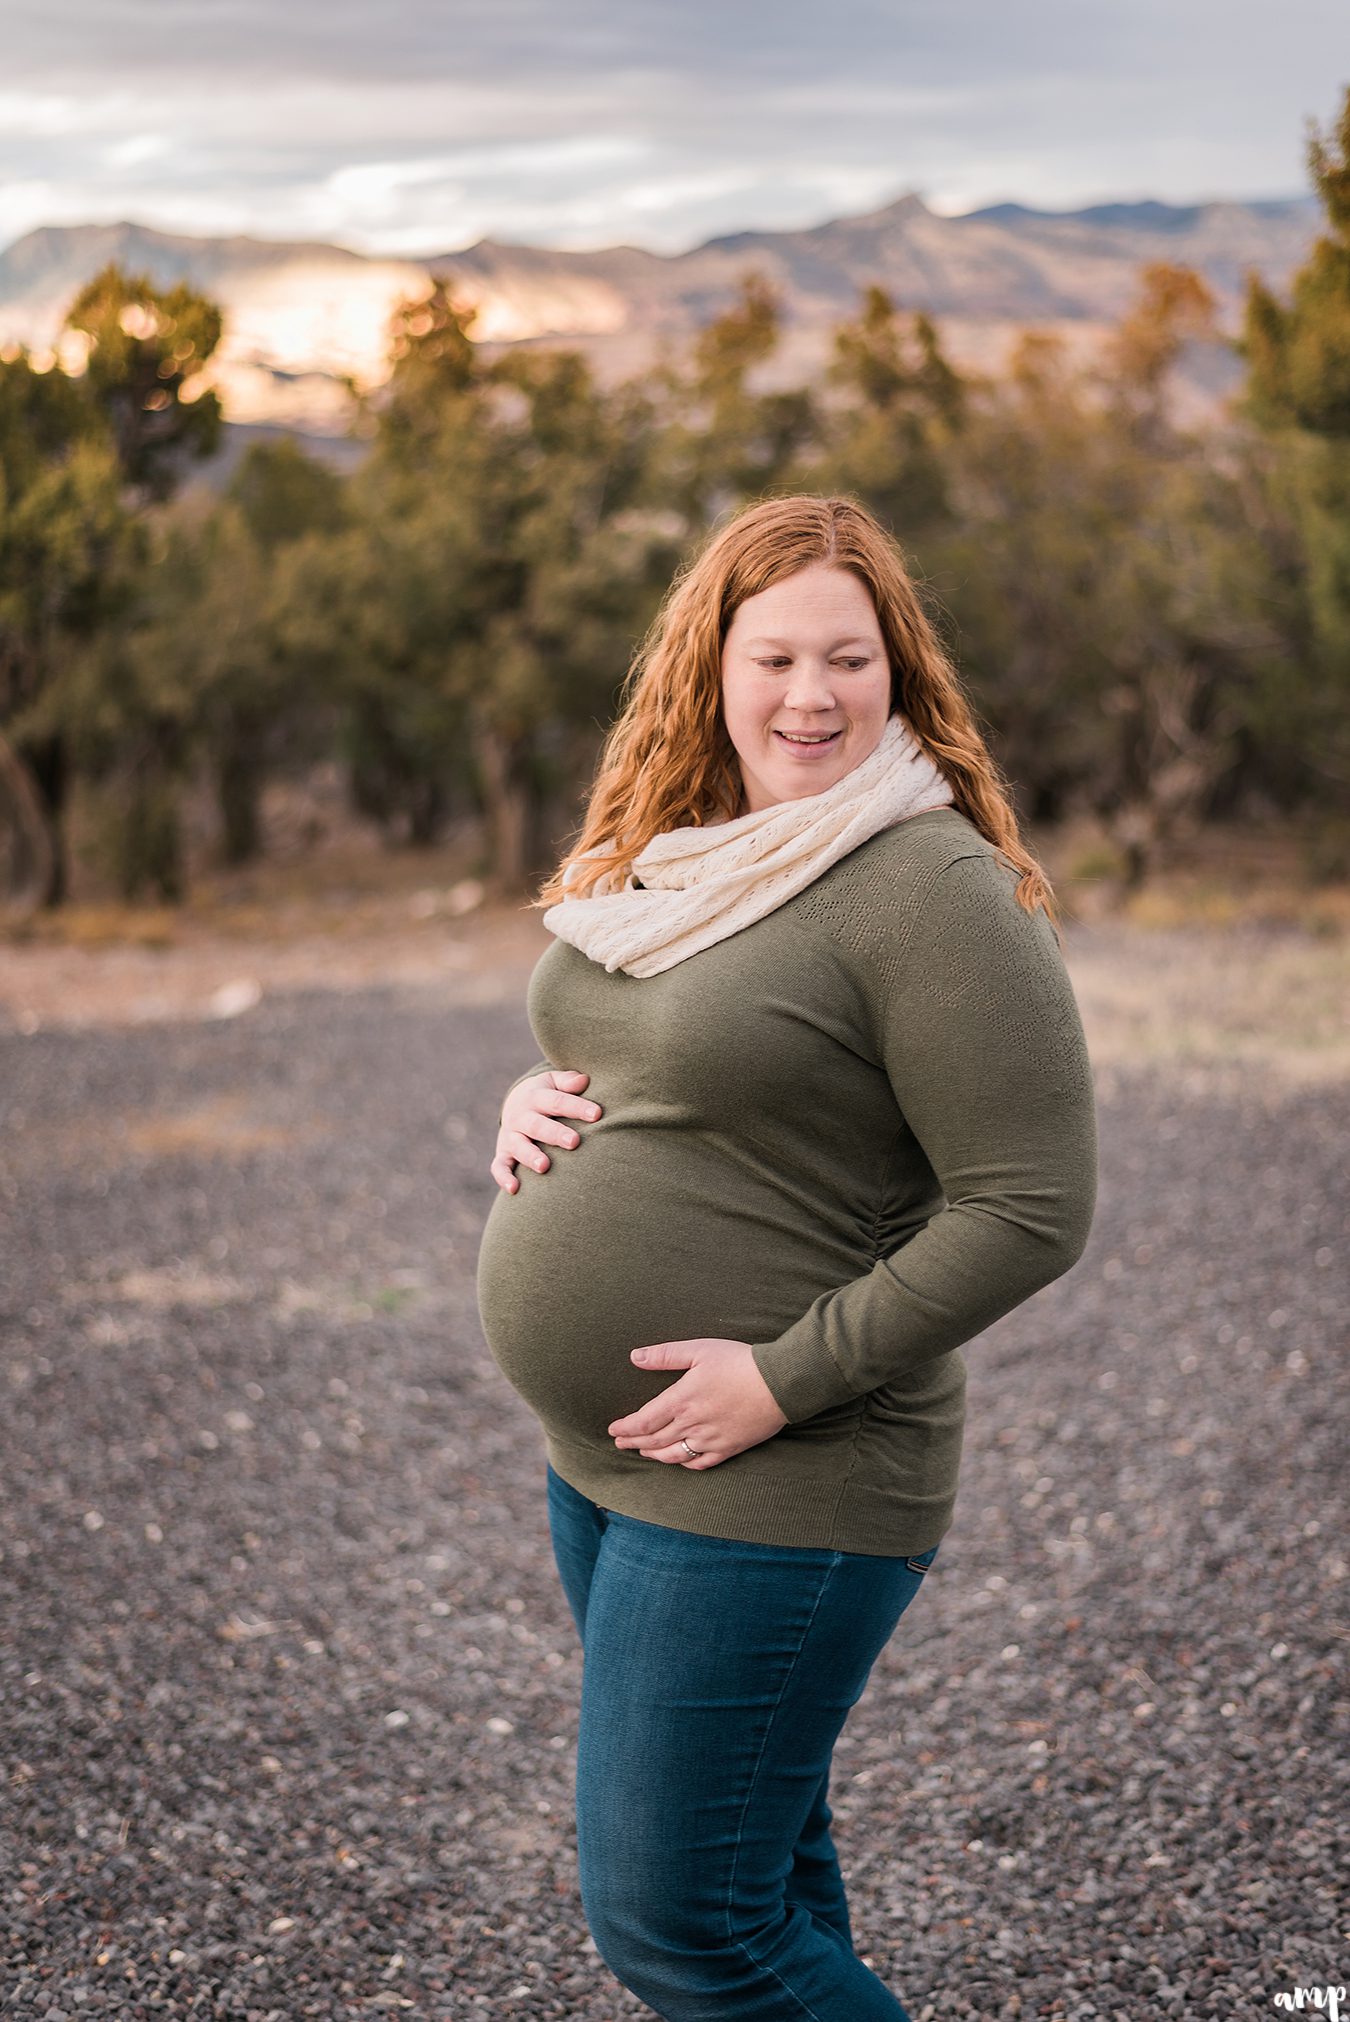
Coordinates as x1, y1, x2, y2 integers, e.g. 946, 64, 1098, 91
542, 710, 955, 977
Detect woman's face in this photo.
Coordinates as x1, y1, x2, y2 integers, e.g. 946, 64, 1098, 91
720, 563, 893, 815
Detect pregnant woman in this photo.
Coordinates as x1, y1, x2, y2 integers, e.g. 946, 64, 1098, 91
476, 493, 1098, 2020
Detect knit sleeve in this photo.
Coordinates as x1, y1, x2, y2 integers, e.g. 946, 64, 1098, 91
749, 850, 1098, 1421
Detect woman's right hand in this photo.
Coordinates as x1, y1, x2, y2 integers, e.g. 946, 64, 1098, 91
491, 1070, 603, 1194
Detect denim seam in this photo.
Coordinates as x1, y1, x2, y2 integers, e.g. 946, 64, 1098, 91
729, 1932, 833, 2020
721, 1555, 842, 2021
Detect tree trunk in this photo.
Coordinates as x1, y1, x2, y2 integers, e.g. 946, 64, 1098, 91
406, 775, 447, 848
217, 738, 263, 866
115, 723, 187, 903
20, 732, 70, 907
0, 730, 57, 921
117, 771, 185, 903
472, 713, 535, 892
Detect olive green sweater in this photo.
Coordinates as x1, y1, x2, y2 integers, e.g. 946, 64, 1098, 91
475, 807, 1097, 1556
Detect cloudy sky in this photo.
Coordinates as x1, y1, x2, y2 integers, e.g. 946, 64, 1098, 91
3, 0, 1344, 257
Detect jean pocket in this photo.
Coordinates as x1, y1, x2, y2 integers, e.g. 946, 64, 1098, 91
904, 1545, 939, 1575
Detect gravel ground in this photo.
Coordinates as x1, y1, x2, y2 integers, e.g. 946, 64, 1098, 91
0, 919, 1346, 2020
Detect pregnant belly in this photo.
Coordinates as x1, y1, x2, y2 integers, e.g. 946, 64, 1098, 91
475, 1124, 873, 1445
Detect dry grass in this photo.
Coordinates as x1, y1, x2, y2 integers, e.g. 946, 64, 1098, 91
1070, 927, 1349, 1092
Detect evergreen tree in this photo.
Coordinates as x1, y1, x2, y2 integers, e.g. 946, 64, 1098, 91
1236, 87, 1350, 810
818, 283, 969, 539
63, 263, 223, 500
640, 271, 822, 530
0, 355, 139, 906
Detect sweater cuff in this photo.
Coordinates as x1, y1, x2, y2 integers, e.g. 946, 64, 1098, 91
750, 1324, 861, 1424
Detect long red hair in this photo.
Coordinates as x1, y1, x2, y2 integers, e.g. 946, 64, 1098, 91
532, 493, 1059, 928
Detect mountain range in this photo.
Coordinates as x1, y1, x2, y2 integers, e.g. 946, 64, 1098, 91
0, 191, 1321, 437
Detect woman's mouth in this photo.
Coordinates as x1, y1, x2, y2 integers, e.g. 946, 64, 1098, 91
773, 728, 843, 756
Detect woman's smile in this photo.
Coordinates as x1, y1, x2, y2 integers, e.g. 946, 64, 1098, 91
772, 725, 845, 756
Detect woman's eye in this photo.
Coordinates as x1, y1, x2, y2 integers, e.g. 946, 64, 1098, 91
755, 658, 869, 671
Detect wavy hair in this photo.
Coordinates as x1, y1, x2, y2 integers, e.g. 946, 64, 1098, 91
531, 493, 1060, 930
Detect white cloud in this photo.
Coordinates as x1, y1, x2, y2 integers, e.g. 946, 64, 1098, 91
0, 4, 1339, 258
0, 90, 92, 136
102, 132, 174, 169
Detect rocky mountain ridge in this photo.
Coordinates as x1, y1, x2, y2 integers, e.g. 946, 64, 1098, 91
0, 190, 1319, 432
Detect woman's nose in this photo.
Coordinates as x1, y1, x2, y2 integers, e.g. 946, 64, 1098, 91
783, 663, 837, 708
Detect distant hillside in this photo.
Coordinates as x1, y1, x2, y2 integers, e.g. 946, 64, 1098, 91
0, 191, 1320, 436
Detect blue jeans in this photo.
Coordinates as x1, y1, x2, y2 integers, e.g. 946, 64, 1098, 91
546, 1461, 941, 2020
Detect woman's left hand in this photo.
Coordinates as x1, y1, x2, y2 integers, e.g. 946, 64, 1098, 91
608, 1338, 789, 1468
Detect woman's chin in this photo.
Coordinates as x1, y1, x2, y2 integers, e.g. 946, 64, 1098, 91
764, 746, 852, 794
737, 734, 865, 811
